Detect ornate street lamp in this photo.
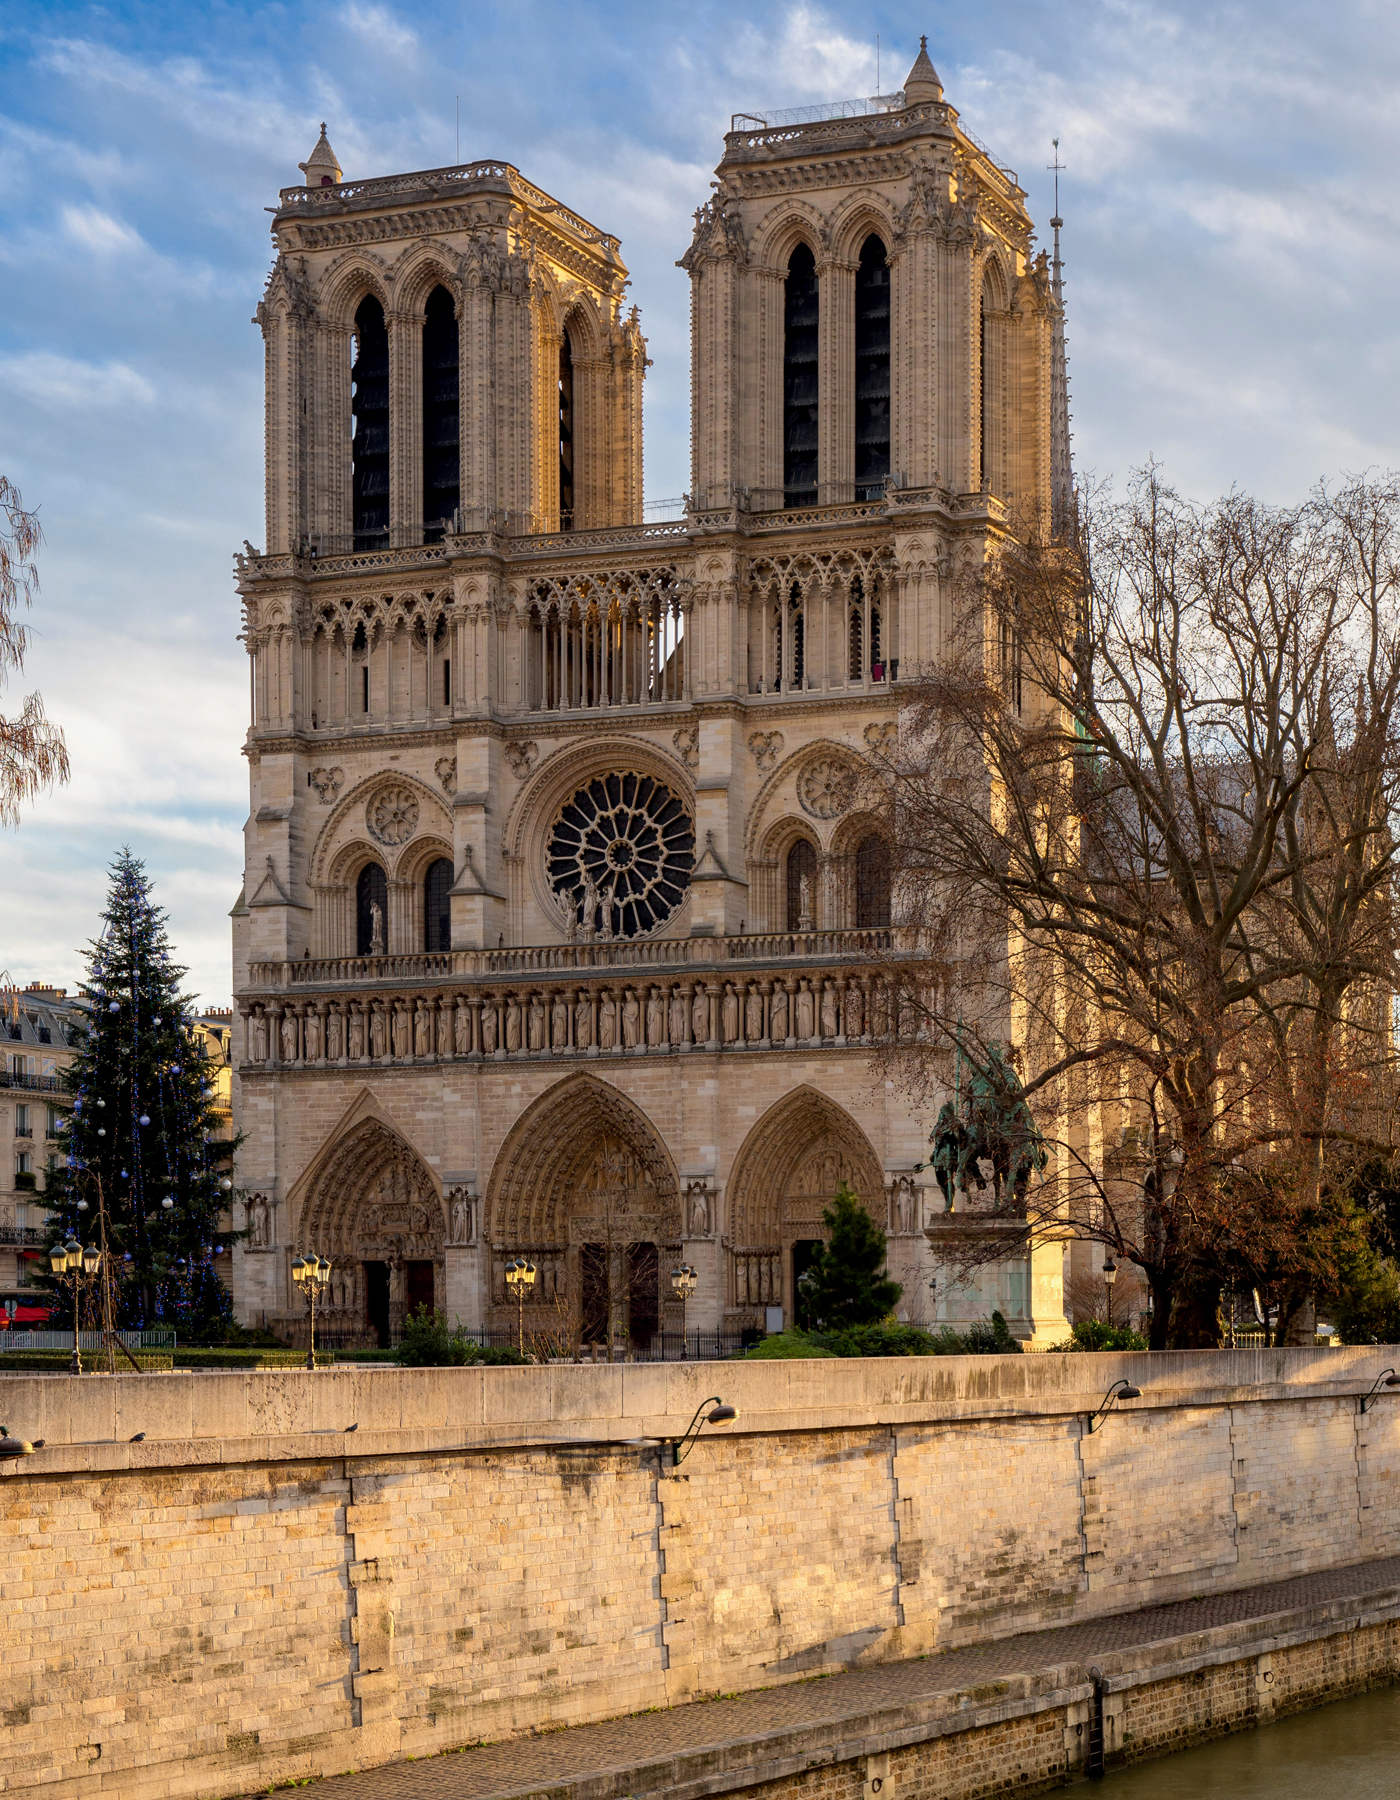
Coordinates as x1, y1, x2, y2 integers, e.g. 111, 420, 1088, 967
1086, 1377, 1144, 1435
291, 1252, 332, 1370
669, 1262, 698, 1358
504, 1257, 537, 1357
49, 1236, 90, 1374
671, 1396, 739, 1466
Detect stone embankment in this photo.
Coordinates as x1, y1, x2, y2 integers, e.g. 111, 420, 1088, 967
1, 1349, 1396, 1800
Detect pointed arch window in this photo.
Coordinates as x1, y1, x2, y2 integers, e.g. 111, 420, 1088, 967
854, 236, 890, 500
558, 330, 575, 529
783, 244, 819, 506
854, 834, 891, 928
356, 862, 388, 956
424, 857, 453, 952
351, 296, 390, 550
786, 838, 818, 931
422, 286, 459, 541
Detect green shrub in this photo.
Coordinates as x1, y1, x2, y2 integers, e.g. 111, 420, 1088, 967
798, 1184, 902, 1328
746, 1315, 1026, 1359
742, 1330, 838, 1359
1049, 1319, 1149, 1352
396, 1307, 528, 1367
172, 1348, 336, 1369
0, 1351, 174, 1372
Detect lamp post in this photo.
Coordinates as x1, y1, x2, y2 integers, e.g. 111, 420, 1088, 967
1102, 1256, 1117, 1329
48, 1237, 91, 1374
504, 1257, 537, 1357
671, 1396, 739, 1466
669, 1262, 697, 1358
291, 1252, 331, 1370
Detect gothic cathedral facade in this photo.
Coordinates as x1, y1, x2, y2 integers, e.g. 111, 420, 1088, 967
230, 42, 1071, 1349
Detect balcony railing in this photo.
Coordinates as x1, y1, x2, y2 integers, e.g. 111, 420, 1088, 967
0, 1070, 63, 1094
0, 1226, 46, 1247
247, 927, 899, 990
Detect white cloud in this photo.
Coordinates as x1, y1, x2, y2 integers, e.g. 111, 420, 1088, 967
344, 4, 418, 58
60, 203, 146, 256
0, 352, 155, 409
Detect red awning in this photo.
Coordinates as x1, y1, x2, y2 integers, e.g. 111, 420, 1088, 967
1, 1305, 53, 1324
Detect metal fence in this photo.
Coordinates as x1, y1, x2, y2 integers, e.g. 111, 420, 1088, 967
0, 1328, 177, 1351
294, 1328, 754, 1361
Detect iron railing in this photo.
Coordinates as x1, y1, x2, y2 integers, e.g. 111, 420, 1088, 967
0, 1328, 177, 1351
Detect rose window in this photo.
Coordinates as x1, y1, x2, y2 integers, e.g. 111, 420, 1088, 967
547, 772, 694, 937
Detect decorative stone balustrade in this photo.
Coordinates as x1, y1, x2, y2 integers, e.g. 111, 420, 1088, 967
246, 926, 899, 991
238, 959, 890, 1070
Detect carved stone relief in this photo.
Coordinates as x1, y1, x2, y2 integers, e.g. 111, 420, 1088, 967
309, 767, 344, 803
748, 730, 784, 773
367, 786, 420, 845
799, 758, 854, 819
435, 756, 457, 795
505, 740, 539, 779
672, 725, 699, 770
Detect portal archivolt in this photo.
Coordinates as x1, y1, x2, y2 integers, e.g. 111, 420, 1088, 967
482, 1074, 681, 1343
295, 1117, 444, 1345
724, 1087, 883, 1320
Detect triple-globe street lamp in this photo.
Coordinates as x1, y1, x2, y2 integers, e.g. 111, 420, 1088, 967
669, 1262, 698, 1358
291, 1253, 332, 1370
504, 1257, 537, 1356
48, 1237, 101, 1374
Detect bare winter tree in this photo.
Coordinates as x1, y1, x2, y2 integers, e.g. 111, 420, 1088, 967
1, 476, 69, 823
876, 468, 1400, 1349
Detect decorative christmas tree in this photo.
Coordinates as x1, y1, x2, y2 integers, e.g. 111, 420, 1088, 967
41, 849, 238, 1337
797, 1184, 902, 1329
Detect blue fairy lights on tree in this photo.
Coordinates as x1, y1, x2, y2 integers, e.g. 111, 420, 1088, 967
41, 848, 239, 1335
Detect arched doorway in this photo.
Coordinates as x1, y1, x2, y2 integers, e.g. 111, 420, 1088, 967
484, 1075, 681, 1349
294, 1119, 444, 1346
725, 1087, 884, 1328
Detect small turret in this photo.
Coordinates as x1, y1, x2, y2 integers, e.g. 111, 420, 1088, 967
298, 124, 342, 189
903, 36, 943, 106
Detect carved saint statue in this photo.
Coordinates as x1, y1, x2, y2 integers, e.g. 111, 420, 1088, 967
688, 1183, 710, 1235
798, 871, 813, 929
349, 1006, 365, 1060
369, 899, 386, 956
581, 871, 599, 943
600, 887, 617, 941
692, 986, 709, 1044
821, 980, 839, 1040
622, 990, 641, 1048
304, 1009, 322, 1061
392, 1002, 410, 1059
437, 1000, 453, 1057
414, 1003, 432, 1058
370, 1004, 387, 1060
246, 1192, 271, 1248
746, 986, 765, 1043
251, 1011, 269, 1062
389, 1263, 405, 1305
450, 1188, 471, 1244
280, 1009, 299, 1063
551, 992, 569, 1049
722, 984, 739, 1043
575, 991, 593, 1049
505, 997, 522, 1052
565, 896, 579, 945
669, 986, 688, 1046
480, 1001, 498, 1055
646, 986, 665, 1047
598, 991, 617, 1050
795, 979, 816, 1041
770, 985, 789, 1041
455, 1000, 472, 1056
528, 995, 546, 1051
326, 1006, 344, 1061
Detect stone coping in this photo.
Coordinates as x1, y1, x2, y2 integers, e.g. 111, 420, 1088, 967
0, 1347, 1389, 1475
229, 1556, 1400, 1800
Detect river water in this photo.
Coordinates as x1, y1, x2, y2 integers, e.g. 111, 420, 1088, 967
1091, 1683, 1400, 1796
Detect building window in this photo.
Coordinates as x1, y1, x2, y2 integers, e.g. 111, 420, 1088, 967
786, 839, 818, 931
352, 294, 390, 550
46, 1106, 61, 1138
356, 862, 389, 956
558, 331, 575, 528
854, 833, 891, 928
442, 659, 451, 706
422, 285, 459, 540
783, 244, 819, 506
14, 1105, 30, 1138
424, 858, 453, 953
854, 235, 890, 499
361, 662, 370, 713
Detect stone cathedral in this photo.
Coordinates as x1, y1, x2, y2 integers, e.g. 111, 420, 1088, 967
230, 40, 1072, 1348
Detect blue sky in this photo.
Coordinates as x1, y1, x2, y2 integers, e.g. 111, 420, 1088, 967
3, 0, 1400, 1003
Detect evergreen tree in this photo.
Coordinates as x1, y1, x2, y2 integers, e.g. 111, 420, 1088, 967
41, 849, 237, 1336
797, 1184, 902, 1329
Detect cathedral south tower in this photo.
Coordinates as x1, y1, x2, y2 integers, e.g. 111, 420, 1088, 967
231, 42, 1070, 1350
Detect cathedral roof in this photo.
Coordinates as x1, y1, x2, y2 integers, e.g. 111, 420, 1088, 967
903, 36, 943, 106
298, 124, 342, 188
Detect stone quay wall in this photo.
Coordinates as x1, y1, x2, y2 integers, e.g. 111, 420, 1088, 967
2, 1349, 1398, 1800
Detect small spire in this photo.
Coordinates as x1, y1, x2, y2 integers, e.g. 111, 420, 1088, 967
903, 34, 943, 106
297, 123, 342, 189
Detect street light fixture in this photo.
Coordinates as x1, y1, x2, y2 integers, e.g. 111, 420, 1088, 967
672, 1396, 738, 1466
670, 1262, 697, 1358
1361, 1368, 1400, 1413
291, 1251, 331, 1370
504, 1257, 537, 1357
49, 1236, 93, 1374
1086, 1377, 1144, 1435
